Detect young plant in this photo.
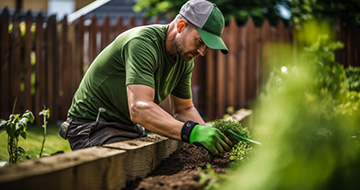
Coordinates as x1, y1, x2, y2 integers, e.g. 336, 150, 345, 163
0, 110, 35, 164
213, 119, 251, 144
212, 119, 253, 162
39, 108, 50, 158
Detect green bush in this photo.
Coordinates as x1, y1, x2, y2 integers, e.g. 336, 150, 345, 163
218, 26, 360, 190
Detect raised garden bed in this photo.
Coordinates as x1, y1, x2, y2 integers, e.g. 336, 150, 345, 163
0, 109, 252, 190
125, 109, 252, 190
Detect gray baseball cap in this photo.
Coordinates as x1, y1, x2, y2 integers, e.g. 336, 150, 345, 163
180, 0, 228, 54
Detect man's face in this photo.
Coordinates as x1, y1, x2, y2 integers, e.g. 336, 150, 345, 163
174, 25, 208, 61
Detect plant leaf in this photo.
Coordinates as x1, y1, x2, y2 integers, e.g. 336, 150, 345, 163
19, 117, 27, 126
17, 147, 26, 156
0, 120, 7, 128
23, 110, 35, 123
39, 108, 50, 119
5, 124, 14, 137
20, 130, 26, 139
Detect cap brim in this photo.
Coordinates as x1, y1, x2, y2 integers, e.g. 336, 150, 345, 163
197, 27, 228, 54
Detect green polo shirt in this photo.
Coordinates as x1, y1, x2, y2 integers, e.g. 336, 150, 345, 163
68, 24, 194, 125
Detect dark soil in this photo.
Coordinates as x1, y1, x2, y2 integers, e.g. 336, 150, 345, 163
125, 144, 231, 190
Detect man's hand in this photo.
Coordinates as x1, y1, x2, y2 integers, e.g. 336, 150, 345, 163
181, 121, 233, 156
190, 125, 233, 156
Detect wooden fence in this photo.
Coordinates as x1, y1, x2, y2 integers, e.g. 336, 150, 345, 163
0, 8, 359, 123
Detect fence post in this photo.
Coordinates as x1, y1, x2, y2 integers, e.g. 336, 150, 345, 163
216, 38, 226, 118
205, 49, 215, 120
10, 12, 22, 114
227, 19, 238, 110
238, 19, 248, 109
45, 15, 58, 122
35, 13, 45, 122
101, 15, 111, 50
0, 8, 11, 119
246, 18, 260, 105
24, 11, 33, 112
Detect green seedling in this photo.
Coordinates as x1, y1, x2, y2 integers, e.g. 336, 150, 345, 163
213, 119, 254, 162
39, 107, 50, 158
0, 110, 35, 164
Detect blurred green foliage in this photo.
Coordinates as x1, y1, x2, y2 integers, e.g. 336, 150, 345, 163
290, 0, 360, 26
345, 66, 360, 92
134, 0, 360, 26
217, 21, 360, 190
134, 0, 291, 26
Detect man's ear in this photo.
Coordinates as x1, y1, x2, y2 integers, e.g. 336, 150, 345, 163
176, 20, 186, 33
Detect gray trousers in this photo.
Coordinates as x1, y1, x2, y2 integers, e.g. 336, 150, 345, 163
59, 117, 147, 150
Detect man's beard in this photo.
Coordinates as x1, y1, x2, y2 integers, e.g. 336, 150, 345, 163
174, 38, 198, 62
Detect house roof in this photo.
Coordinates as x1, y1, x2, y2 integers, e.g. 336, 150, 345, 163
68, 0, 155, 25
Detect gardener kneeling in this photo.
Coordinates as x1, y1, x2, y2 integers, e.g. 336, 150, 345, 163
59, 0, 233, 156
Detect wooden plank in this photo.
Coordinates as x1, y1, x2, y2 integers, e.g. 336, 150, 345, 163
10, 12, 22, 113
115, 16, 125, 36
206, 49, 215, 120
128, 15, 136, 29
0, 146, 126, 190
24, 11, 33, 111
101, 15, 111, 50
238, 20, 248, 108
333, 21, 346, 66
67, 22, 77, 97
35, 13, 45, 122
260, 20, 272, 87
216, 42, 226, 117
58, 17, 71, 120
89, 15, 97, 64
45, 15, 57, 121
246, 18, 260, 104
355, 25, 360, 66
75, 16, 85, 86
191, 56, 205, 115
103, 134, 183, 182
346, 25, 351, 67
227, 19, 237, 109
0, 8, 10, 118
348, 24, 358, 67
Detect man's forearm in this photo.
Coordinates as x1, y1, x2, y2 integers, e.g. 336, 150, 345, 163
174, 106, 206, 125
129, 100, 184, 140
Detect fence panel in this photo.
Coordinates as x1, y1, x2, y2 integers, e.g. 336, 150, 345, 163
0, 9, 358, 122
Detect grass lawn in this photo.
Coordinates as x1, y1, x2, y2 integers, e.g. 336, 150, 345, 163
0, 124, 71, 163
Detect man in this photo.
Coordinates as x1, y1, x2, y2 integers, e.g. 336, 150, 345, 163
59, 0, 233, 156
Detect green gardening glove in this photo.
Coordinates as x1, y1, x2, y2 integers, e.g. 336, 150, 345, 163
181, 121, 233, 156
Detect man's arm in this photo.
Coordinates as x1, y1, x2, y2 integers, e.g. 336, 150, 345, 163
168, 94, 207, 125
127, 84, 232, 156
127, 84, 183, 140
